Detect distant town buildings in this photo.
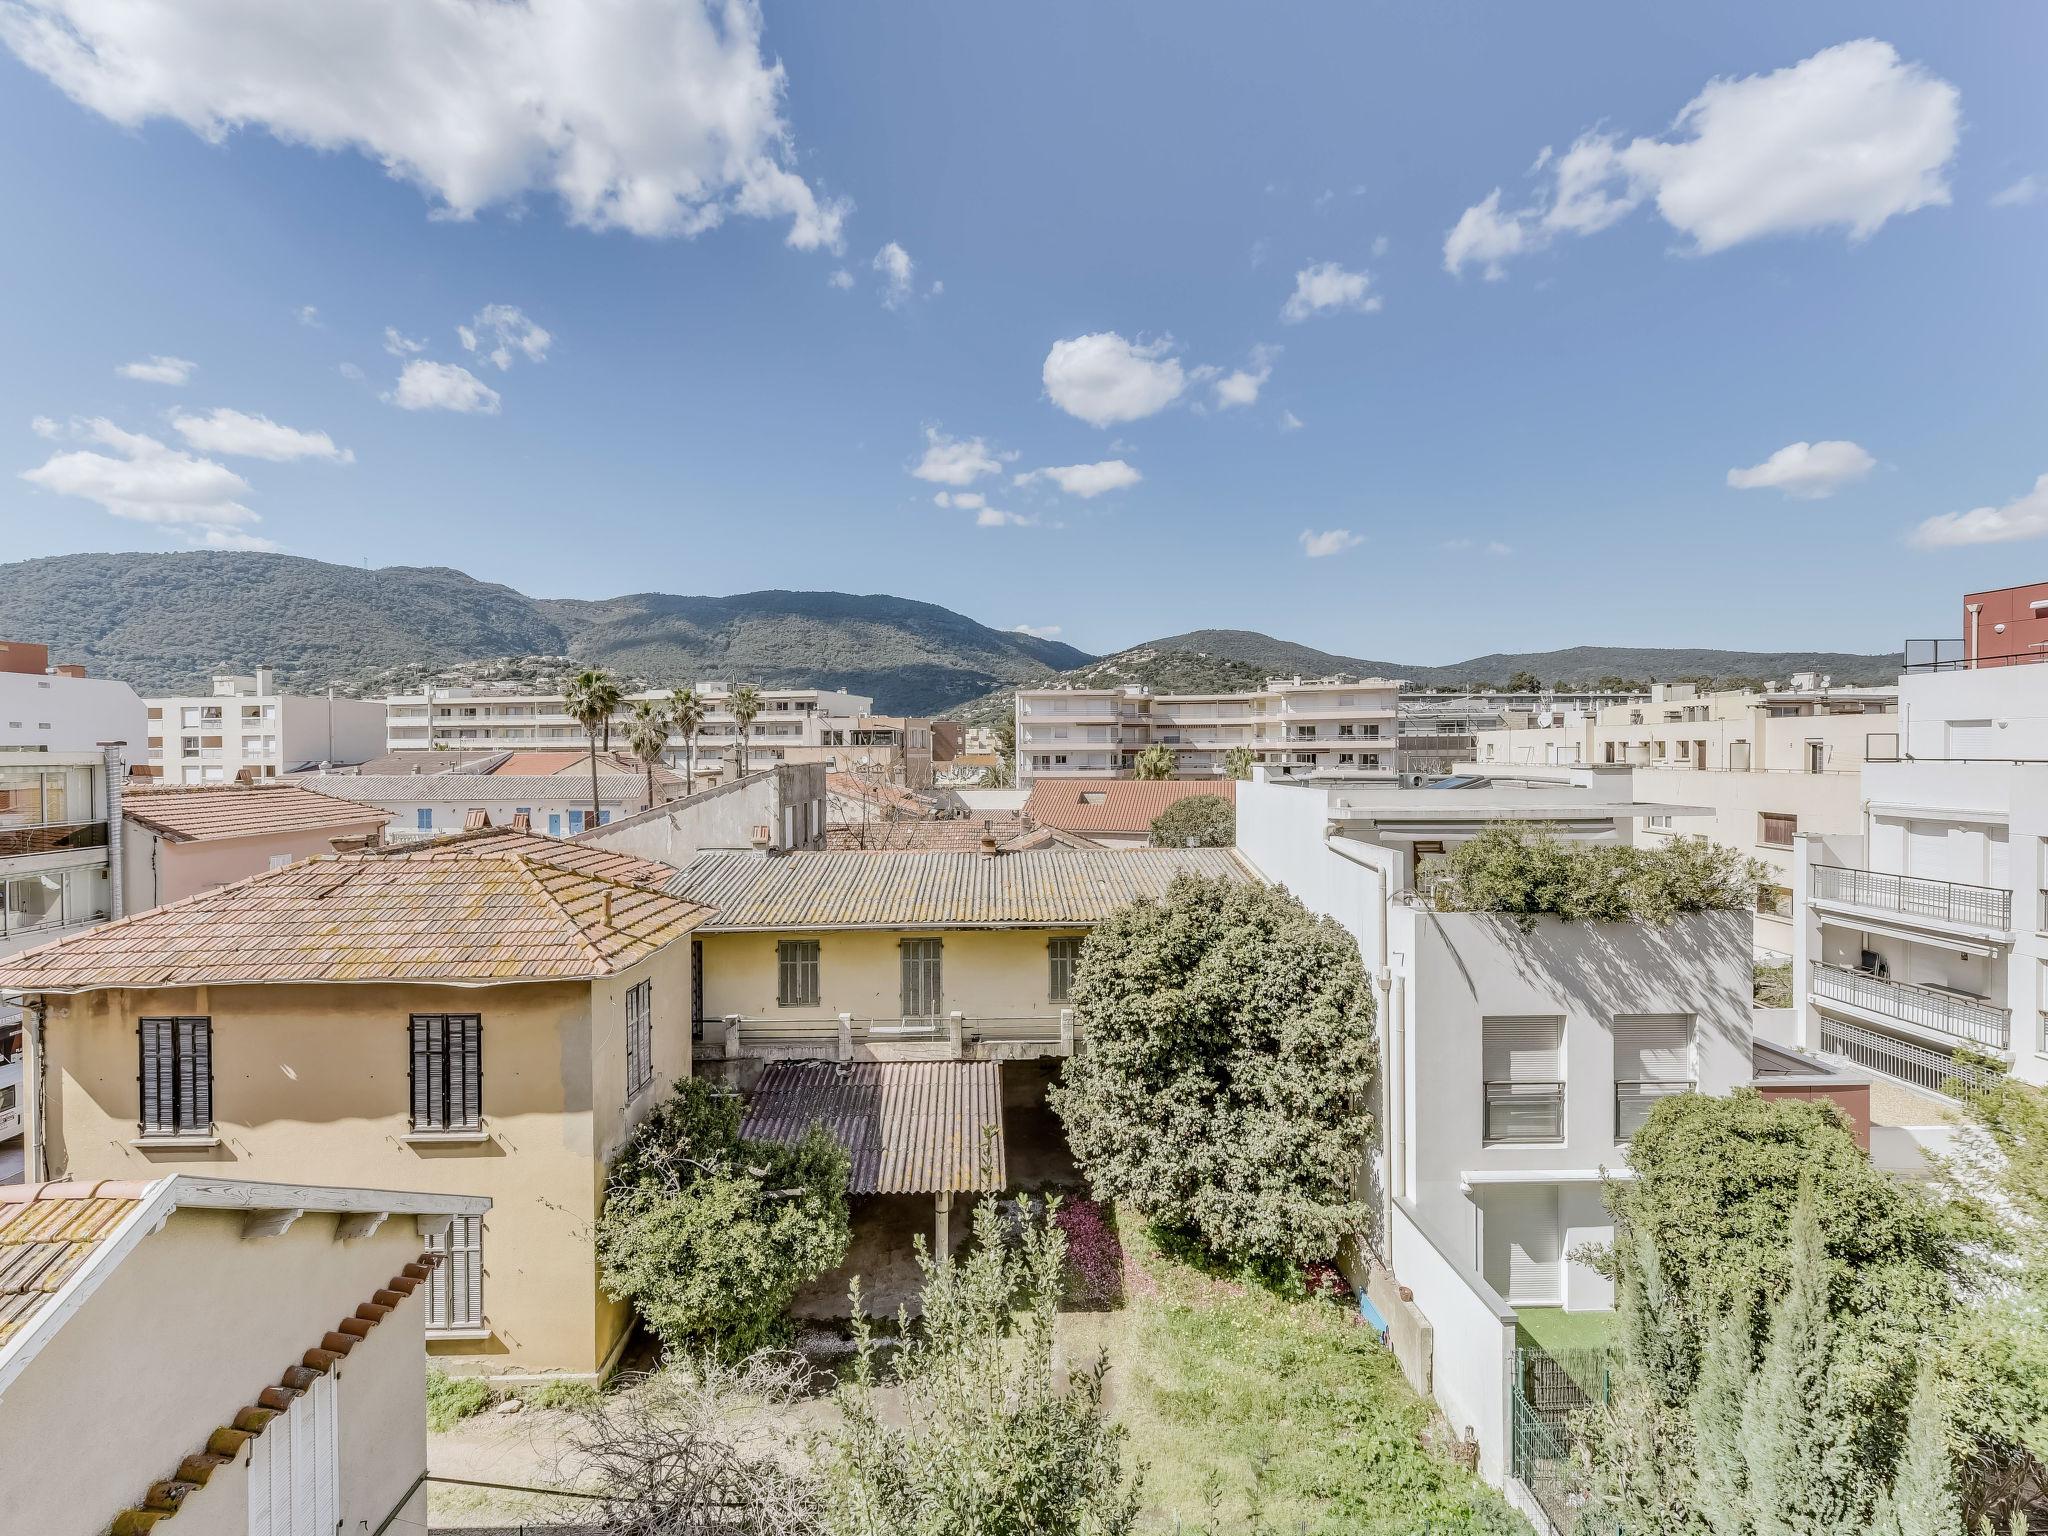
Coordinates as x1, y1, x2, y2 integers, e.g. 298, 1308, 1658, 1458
144, 667, 386, 784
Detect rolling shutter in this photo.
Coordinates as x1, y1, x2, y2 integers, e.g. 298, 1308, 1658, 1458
1614, 1016, 1693, 1083
1483, 1185, 1561, 1306
1482, 1017, 1561, 1082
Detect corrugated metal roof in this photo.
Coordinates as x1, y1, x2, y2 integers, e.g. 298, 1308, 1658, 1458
669, 847, 1252, 930
1023, 777, 1237, 836
0, 1180, 150, 1346
123, 784, 392, 842
740, 1060, 1005, 1194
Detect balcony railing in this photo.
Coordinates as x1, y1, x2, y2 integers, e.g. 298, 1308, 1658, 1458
0, 821, 110, 859
1811, 865, 2010, 929
1484, 1080, 1564, 1143
1817, 1017, 2000, 1097
1615, 1080, 1693, 1140
1809, 961, 2009, 1049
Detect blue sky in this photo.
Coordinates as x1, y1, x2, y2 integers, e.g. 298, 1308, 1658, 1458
0, 2, 2041, 663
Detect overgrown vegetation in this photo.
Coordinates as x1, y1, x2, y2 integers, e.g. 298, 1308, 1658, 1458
1050, 875, 1376, 1270
597, 1078, 851, 1361
425, 1367, 494, 1432
1427, 823, 1768, 925
1148, 793, 1234, 847
1753, 959, 1794, 1008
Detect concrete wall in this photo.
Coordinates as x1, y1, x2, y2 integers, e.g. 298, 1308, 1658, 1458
124, 818, 389, 910
698, 927, 1085, 1023
582, 764, 827, 867
29, 942, 697, 1376
278, 693, 388, 768
1389, 1199, 1515, 1485
0, 1206, 432, 1536
0, 671, 147, 752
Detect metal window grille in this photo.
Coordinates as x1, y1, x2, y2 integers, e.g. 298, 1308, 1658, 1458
1048, 937, 1083, 1003
409, 1015, 482, 1132
625, 980, 653, 1099
139, 1016, 212, 1135
777, 940, 821, 1007
900, 937, 943, 1019
425, 1215, 484, 1330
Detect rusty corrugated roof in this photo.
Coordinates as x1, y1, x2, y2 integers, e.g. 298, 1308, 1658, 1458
668, 846, 1251, 930
1023, 776, 1237, 836
123, 783, 393, 843
740, 1060, 1005, 1194
0, 1180, 151, 1347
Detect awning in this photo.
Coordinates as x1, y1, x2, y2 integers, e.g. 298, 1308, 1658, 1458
740, 1060, 1007, 1195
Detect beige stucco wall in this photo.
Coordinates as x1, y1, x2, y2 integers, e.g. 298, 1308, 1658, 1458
0, 1207, 431, 1536
698, 927, 1084, 1023
28, 937, 697, 1378
125, 820, 390, 910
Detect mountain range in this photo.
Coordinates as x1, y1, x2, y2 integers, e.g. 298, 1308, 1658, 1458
0, 552, 1901, 715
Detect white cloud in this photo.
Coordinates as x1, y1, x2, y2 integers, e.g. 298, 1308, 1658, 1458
383, 327, 426, 357
974, 507, 1038, 528
1445, 40, 1959, 276
1370, 234, 1390, 257
0, 0, 849, 250
1990, 175, 2040, 208
828, 268, 854, 290
1042, 332, 1187, 427
29, 415, 59, 438
1910, 473, 2048, 548
1012, 623, 1062, 640
873, 242, 915, 309
385, 359, 502, 414
1278, 410, 1304, 433
116, 354, 194, 385
1249, 237, 1270, 268
1013, 460, 1142, 498
1299, 528, 1363, 559
169, 407, 353, 463
1212, 346, 1277, 409
1726, 439, 1875, 499
1444, 537, 1513, 556
1281, 262, 1380, 322
337, 362, 365, 381
295, 304, 320, 326
931, 491, 985, 510
459, 304, 551, 370
911, 427, 1005, 487
19, 416, 275, 548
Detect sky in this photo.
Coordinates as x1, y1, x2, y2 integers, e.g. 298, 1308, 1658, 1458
0, 2, 2042, 664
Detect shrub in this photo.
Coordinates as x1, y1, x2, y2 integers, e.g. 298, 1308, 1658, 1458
1429, 823, 1768, 926
519, 1379, 600, 1412
425, 1367, 493, 1431
1050, 875, 1377, 1267
1133, 744, 1176, 779
597, 1078, 851, 1360
1148, 793, 1234, 848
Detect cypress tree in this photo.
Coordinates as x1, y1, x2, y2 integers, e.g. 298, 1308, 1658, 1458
1691, 1300, 1753, 1536
1871, 1363, 1961, 1536
1619, 1223, 1693, 1406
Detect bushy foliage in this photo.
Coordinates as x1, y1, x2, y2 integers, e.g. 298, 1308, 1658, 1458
1148, 794, 1235, 848
597, 1079, 850, 1360
425, 1367, 493, 1431
1222, 745, 1257, 780
1429, 824, 1767, 926
1132, 744, 1177, 779
825, 1198, 1142, 1536
1049, 875, 1377, 1267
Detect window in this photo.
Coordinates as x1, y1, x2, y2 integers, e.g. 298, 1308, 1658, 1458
778, 940, 821, 1007
1759, 811, 1797, 848
598, 809, 613, 825
416, 808, 433, 831
1482, 1016, 1563, 1143
424, 1215, 484, 1330
1048, 937, 1083, 1002
901, 937, 943, 1018
625, 980, 653, 1098
1614, 1015, 1695, 1139
569, 809, 586, 834
409, 1014, 482, 1133
139, 1017, 212, 1136
1646, 813, 1673, 831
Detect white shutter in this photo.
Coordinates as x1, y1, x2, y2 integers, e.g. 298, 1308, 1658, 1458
1946, 719, 1996, 758
1614, 1016, 1693, 1084
1482, 1185, 1561, 1305
246, 1370, 337, 1536
1906, 822, 1949, 881
1482, 1017, 1561, 1082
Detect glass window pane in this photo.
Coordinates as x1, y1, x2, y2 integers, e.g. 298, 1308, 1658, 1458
0, 770, 44, 827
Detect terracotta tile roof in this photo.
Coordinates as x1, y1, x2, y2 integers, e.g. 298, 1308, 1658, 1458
1023, 777, 1237, 836
668, 846, 1253, 930
741, 1060, 1005, 1194
123, 784, 392, 843
825, 813, 1031, 851
0, 1179, 152, 1347
334, 750, 507, 776
376, 825, 678, 889
0, 849, 712, 993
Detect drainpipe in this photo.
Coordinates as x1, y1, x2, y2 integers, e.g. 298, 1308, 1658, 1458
1324, 830, 1397, 1258
98, 741, 126, 921
1966, 603, 1982, 669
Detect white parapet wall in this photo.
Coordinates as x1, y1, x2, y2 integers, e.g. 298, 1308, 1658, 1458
1389, 1198, 1516, 1484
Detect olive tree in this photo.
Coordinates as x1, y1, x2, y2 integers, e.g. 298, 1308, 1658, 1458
1147, 793, 1234, 848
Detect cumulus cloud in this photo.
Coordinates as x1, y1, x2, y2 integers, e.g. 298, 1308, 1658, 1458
385, 359, 502, 414
1726, 440, 1875, 499
1013, 460, 1142, 498
973, 507, 1038, 528
1042, 332, 1187, 427
1281, 262, 1380, 322
1300, 528, 1363, 559
873, 242, 915, 308
383, 327, 426, 357
0, 0, 849, 249
911, 427, 1006, 487
1445, 40, 1959, 277
1910, 473, 2048, 548
19, 416, 275, 548
116, 354, 194, 385
931, 491, 985, 510
1011, 623, 1062, 640
169, 407, 353, 463
1990, 175, 2040, 208
458, 304, 551, 370
1212, 346, 1277, 408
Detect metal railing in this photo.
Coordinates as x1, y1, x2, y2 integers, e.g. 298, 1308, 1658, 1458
1817, 1017, 1997, 1097
1615, 1080, 1693, 1140
1810, 962, 2009, 1049
1811, 865, 2011, 929
1904, 638, 2048, 673
0, 820, 109, 859
1512, 1345, 1610, 1534
1484, 1081, 1564, 1143
700, 1012, 1075, 1054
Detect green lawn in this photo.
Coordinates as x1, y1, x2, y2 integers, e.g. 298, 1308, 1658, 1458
1109, 1224, 1531, 1535
1513, 1306, 1615, 1358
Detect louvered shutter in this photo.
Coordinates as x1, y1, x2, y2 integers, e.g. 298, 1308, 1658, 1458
1482, 1017, 1561, 1082
456, 1016, 481, 1130
1614, 1016, 1693, 1084
409, 1017, 436, 1130
462, 1216, 484, 1325
183, 1018, 212, 1130
139, 1018, 173, 1134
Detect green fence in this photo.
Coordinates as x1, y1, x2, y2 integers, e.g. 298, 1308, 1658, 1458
1510, 1345, 1612, 1534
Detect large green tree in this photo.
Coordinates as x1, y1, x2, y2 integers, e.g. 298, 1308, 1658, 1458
1431, 823, 1767, 924
1049, 875, 1377, 1268
1147, 793, 1234, 848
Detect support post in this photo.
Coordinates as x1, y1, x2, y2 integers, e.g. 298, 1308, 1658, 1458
837, 1012, 853, 1061
1058, 1007, 1075, 1054
948, 1010, 964, 1059
934, 1190, 953, 1257
723, 1014, 741, 1059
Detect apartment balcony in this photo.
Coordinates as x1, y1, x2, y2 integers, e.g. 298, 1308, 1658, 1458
1397, 733, 1477, 755
1809, 865, 2011, 933
1809, 961, 2010, 1050
0, 821, 110, 861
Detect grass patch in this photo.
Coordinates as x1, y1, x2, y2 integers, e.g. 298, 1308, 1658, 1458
1116, 1223, 1530, 1534
425, 1367, 493, 1432
517, 1379, 600, 1412
1514, 1307, 1614, 1358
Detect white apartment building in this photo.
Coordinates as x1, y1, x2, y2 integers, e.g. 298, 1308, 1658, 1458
146, 668, 387, 784
286, 770, 652, 841
1014, 676, 1401, 786
1396, 688, 1646, 780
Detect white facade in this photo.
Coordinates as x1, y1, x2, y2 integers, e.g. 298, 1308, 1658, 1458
285, 771, 652, 840
0, 668, 148, 754
1014, 676, 1400, 785
147, 668, 387, 783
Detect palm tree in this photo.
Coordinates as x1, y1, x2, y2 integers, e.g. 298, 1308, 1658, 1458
626, 698, 671, 808
669, 685, 706, 788
564, 668, 623, 829
1223, 745, 1257, 780
726, 684, 761, 779
1133, 744, 1176, 779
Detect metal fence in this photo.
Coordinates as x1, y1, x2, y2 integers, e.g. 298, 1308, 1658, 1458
1810, 962, 2010, 1049
1811, 864, 2011, 929
1817, 1016, 1997, 1097
1511, 1345, 1612, 1535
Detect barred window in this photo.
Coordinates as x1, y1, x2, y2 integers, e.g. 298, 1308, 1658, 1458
409, 1015, 481, 1133
626, 980, 653, 1099
1048, 937, 1083, 1003
425, 1215, 484, 1331
139, 1017, 211, 1135
901, 938, 943, 1018
778, 940, 820, 1007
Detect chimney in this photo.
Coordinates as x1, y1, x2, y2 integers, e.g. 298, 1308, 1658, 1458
601, 889, 614, 928
256, 665, 275, 695
329, 832, 376, 853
